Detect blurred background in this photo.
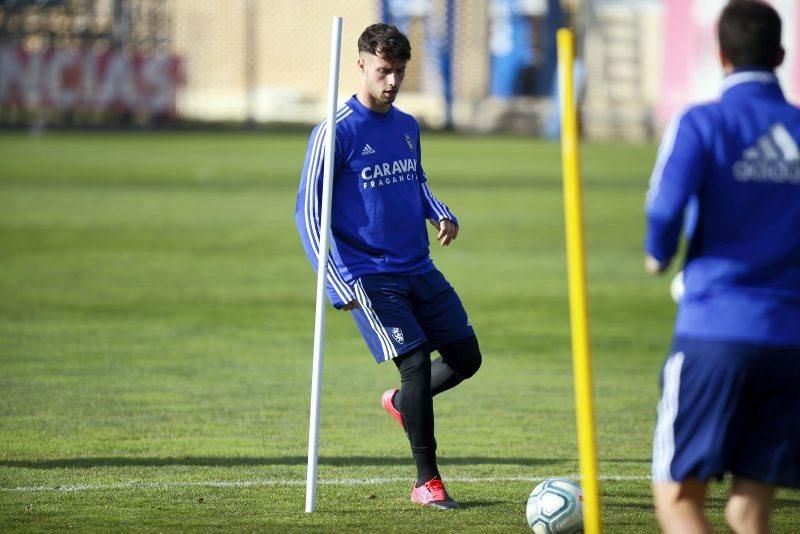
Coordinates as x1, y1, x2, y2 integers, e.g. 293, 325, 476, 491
5, 3, 800, 529
1, 0, 800, 140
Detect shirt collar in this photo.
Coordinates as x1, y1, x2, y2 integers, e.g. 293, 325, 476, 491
348, 95, 396, 121
721, 69, 779, 94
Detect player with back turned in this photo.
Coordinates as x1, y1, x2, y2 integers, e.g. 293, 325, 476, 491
645, 1, 800, 532
295, 23, 482, 510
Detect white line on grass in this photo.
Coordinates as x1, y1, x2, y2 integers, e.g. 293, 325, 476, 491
1, 475, 651, 493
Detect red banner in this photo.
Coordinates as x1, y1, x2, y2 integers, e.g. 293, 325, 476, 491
0, 45, 183, 115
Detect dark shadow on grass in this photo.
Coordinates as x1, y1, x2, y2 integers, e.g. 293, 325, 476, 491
2, 456, 576, 469
454, 500, 506, 510
604, 489, 800, 514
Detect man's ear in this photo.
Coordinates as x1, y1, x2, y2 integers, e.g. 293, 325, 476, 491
719, 48, 734, 74
357, 57, 365, 75
775, 46, 786, 69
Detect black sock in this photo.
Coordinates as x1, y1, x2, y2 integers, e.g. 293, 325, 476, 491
394, 348, 440, 485
393, 356, 462, 410
432, 335, 482, 396
430, 356, 463, 396
395, 336, 482, 405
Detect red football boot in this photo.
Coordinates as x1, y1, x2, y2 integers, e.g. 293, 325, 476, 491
410, 477, 458, 510
380, 388, 405, 428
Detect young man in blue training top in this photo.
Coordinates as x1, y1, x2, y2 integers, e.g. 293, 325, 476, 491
645, 1, 800, 532
295, 23, 481, 510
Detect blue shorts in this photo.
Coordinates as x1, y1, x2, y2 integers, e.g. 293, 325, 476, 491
652, 336, 800, 488
350, 269, 474, 363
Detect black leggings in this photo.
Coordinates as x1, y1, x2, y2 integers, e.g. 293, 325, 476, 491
393, 335, 482, 484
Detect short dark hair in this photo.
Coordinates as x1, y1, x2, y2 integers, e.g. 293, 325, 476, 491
358, 23, 411, 63
718, 0, 782, 69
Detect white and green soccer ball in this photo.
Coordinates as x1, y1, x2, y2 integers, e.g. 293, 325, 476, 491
525, 478, 583, 533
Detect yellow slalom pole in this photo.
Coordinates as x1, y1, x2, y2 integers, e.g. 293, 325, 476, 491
557, 28, 601, 534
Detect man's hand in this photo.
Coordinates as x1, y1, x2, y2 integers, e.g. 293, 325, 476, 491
645, 255, 670, 275
429, 218, 458, 246
341, 300, 360, 311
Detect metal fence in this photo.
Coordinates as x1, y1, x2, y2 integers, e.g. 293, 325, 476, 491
5, 0, 798, 139
1, 0, 574, 134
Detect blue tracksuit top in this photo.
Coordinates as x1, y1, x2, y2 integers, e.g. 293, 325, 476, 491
295, 95, 457, 309
646, 69, 800, 346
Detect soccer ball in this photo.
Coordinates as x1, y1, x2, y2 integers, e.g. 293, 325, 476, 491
525, 478, 583, 533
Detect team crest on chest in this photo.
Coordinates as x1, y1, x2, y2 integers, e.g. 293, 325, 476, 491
403, 133, 414, 152
391, 327, 405, 344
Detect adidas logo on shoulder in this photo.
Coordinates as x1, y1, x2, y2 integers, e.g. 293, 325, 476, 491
733, 122, 800, 183
361, 144, 376, 156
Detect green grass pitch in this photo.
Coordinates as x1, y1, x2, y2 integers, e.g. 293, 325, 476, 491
1, 131, 798, 532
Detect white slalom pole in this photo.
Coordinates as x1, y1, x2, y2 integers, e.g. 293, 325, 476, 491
305, 16, 343, 514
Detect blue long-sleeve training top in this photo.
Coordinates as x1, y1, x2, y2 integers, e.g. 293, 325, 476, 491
645, 69, 800, 346
295, 95, 457, 309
